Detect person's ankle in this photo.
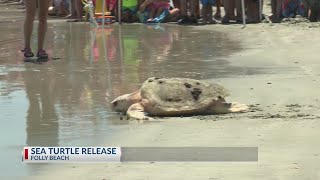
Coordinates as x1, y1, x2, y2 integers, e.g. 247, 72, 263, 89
37, 49, 46, 52
37, 49, 48, 58
22, 47, 32, 52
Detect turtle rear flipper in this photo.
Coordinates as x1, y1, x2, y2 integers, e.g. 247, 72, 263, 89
227, 102, 249, 113
127, 103, 153, 120
211, 102, 249, 114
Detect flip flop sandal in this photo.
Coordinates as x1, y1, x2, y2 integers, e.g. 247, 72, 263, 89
37, 50, 48, 59
21, 48, 34, 58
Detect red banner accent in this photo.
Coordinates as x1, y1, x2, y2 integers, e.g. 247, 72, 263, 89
24, 149, 28, 160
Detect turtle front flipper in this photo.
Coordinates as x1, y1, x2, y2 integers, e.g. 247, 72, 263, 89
127, 103, 153, 120
211, 102, 249, 114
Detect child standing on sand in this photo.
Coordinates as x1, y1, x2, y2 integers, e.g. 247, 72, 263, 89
22, 0, 50, 59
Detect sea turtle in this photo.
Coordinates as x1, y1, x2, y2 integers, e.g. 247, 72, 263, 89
111, 77, 248, 120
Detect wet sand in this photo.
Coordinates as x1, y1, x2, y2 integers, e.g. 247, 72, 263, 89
28, 24, 320, 180
1, 1, 320, 180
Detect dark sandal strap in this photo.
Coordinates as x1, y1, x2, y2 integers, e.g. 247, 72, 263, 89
37, 50, 48, 58
22, 48, 34, 57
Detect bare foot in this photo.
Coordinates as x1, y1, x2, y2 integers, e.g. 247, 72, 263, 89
147, 18, 154, 22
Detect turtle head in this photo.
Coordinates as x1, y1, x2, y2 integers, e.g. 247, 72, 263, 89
111, 94, 132, 112
111, 90, 141, 112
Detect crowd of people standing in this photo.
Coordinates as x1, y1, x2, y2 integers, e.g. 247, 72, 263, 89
18, 0, 319, 24
12, 0, 319, 60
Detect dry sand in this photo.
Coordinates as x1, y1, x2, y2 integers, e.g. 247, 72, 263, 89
27, 17, 320, 180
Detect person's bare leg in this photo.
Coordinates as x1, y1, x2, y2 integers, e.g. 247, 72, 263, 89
195, 0, 200, 18
180, 0, 187, 16
235, 0, 242, 21
170, 8, 180, 16
37, 0, 50, 51
208, 5, 217, 23
214, 0, 221, 19
167, 8, 180, 21
255, 0, 261, 22
64, 0, 77, 18
222, 0, 231, 23
250, 0, 258, 22
201, 6, 207, 23
245, 0, 253, 22
310, 6, 319, 22
185, 0, 197, 23
155, 7, 164, 17
222, 0, 236, 21
275, 0, 283, 20
75, 0, 83, 20
24, 0, 37, 50
189, 0, 197, 17
178, 0, 191, 23
58, 0, 68, 16
270, 0, 276, 19
148, 7, 156, 21
229, 0, 235, 19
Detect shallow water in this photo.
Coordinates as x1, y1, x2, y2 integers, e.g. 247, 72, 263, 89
0, 13, 267, 176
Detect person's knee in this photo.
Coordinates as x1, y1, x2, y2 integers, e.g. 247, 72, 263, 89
26, 8, 37, 19
170, 8, 180, 16
38, 13, 48, 23
26, 13, 36, 21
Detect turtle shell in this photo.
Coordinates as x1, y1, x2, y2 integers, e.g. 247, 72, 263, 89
140, 77, 230, 116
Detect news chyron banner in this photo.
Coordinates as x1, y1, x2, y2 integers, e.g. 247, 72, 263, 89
22, 147, 258, 163
23, 147, 121, 163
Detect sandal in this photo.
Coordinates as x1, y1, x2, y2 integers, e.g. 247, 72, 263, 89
37, 49, 48, 59
21, 48, 34, 58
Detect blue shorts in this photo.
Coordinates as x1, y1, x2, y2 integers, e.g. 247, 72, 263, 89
200, 0, 215, 6
282, 0, 304, 18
